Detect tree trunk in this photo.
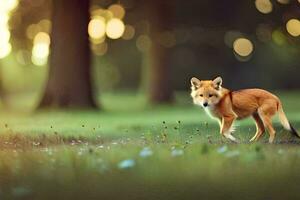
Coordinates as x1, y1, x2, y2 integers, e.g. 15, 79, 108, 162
147, 1, 174, 104
39, 0, 97, 108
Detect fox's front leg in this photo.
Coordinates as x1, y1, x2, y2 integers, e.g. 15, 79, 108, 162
220, 115, 237, 142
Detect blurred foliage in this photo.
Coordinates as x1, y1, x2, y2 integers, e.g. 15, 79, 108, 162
1, 0, 300, 97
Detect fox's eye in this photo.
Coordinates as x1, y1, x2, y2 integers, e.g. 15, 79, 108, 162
199, 94, 203, 97
209, 94, 213, 97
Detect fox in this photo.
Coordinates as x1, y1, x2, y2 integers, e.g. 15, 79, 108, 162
190, 76, 300, 143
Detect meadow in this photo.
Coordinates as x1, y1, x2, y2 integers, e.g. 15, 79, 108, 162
1, 91, 300, 200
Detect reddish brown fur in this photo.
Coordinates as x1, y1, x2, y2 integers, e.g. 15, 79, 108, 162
190, 77, 294, 143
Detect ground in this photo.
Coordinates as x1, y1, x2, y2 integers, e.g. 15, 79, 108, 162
0, 91, 300, 200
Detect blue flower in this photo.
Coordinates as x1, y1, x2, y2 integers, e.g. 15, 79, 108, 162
217, 145, 228, 154
139, 147, 153, 158
118, 159, 135, 169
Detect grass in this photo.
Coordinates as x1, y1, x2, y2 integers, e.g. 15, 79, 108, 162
1, 91, 300, 199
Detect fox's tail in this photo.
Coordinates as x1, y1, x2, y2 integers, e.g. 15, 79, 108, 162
278, 103, 300, 138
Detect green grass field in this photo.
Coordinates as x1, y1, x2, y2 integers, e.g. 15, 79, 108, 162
1, 91, 300, 200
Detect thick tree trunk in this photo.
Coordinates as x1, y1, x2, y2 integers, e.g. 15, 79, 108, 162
39, 0, 97, 108
147, 1, 174, 104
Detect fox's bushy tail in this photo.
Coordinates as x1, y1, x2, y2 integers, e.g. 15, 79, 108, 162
278, 103, 300, 138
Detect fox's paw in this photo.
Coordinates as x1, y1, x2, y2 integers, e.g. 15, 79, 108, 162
224, 133, 239, 143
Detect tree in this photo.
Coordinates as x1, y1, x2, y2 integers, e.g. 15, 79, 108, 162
145, 1, 174, 104
39, 0, 97, 108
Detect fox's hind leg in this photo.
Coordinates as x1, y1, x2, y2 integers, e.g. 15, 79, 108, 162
250, 112, 265, 142
258, 101, 277, 143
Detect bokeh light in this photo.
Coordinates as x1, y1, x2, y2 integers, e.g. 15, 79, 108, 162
91, 8, 113, 20
286, 19, 300, 37
106, 18, 125, 39
224, 30, 243, 48
38, 19, 52, 33
88, 16, 106, 40
32, 43, 49, 66
0, 0, 19, 59
0, 43, 12, 59
272, 30, 286, 46
233, 38, 254, 57
277, 0, 289, 4
0, 13, 9, 26
136, 35, 152, 52
34, 32, 50, 45
108, 4, 125, 19
255, 0, 273, 14
26, 24, 41, 40
32, 32, 50, 66
91, 42, 108, 56
122, 25, 135, 40
0, 29, 10, 43
0, 0, 19, 12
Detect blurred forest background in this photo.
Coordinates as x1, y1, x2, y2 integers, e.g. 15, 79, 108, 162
0, 0, 299, 109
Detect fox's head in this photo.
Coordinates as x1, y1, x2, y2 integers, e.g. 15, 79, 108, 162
190, 76, 223, 108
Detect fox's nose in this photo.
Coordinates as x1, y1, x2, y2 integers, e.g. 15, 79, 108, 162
203, 102, 208, 107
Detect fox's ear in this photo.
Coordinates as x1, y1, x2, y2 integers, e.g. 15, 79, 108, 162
213, 76, 222, 89
190, 77, 201, 89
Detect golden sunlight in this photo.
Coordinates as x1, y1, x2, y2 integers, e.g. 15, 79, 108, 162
106, 18, 125, 39
286, 19, 300, 37
255, 0, 272, 14
32, 32, 50, 66
108, 4, 125, 19
233, 38, 254, 57
122, 25, 135, 40
88, 16, 106, 40
0, 42, 11, 59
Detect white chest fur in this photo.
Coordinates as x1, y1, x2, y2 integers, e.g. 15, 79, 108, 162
204, 106, 218, 119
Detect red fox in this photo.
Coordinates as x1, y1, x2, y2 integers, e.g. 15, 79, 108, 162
190, 76, 299, 143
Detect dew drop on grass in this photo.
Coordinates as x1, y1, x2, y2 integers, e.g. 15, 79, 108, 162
118, 159, 135, 169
